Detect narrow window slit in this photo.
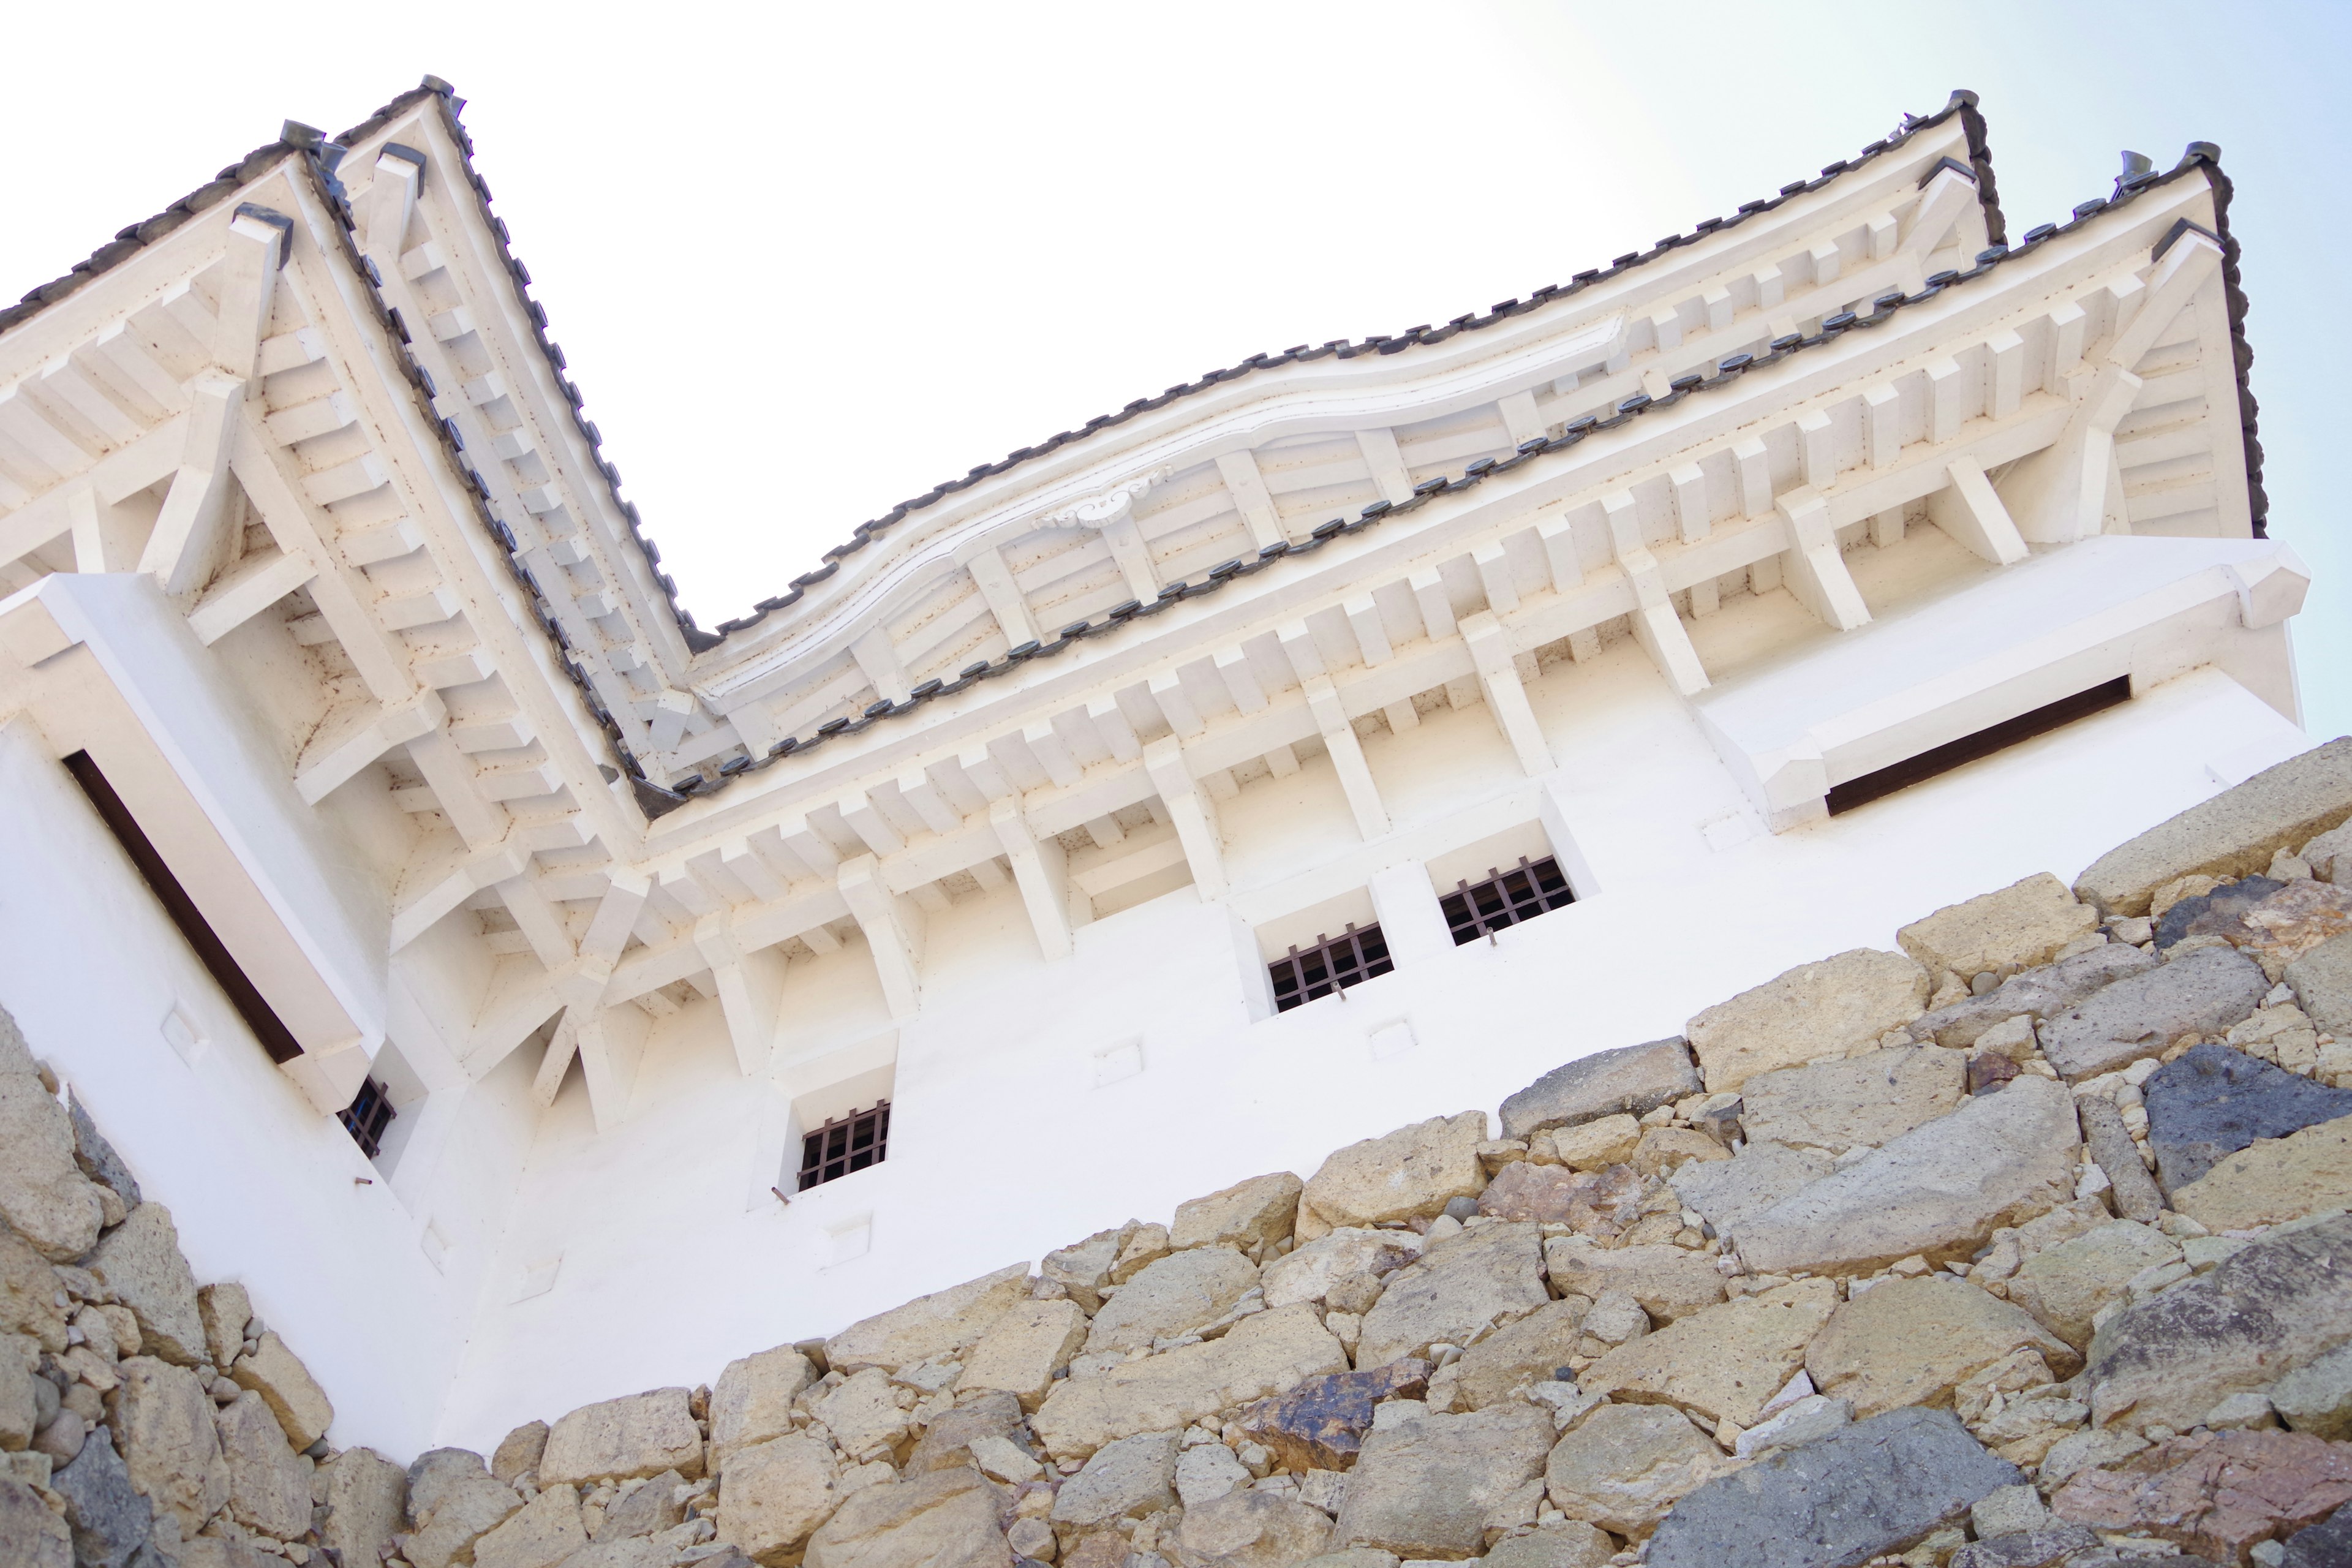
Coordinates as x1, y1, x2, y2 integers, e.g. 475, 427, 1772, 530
1825, 676, 2132, 816
1270, 924, 1392, 1012
800, 1100, 891, 1190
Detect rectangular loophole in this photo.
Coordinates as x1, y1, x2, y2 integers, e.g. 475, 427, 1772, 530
339, 1077, 396, 1158
62, 750, 304, 1065
1442, 856, 1577, 945
1826, 676, 2133, 816
799, 1100, 890, 1191
1269, 924, 1393, 1012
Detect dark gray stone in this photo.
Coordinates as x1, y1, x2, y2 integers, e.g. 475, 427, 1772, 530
64, 1093, 138, 1210
2144, 1044, 2352, 1193
2284, 1501, 2352, 1568
51, 1426, 152, 1568
1945, 1526, 2100, 1568
2038, 946, 2271, 1082
1498, 1038, 1700, 1139
1646, 1407, 2021, 1568
1908, 944, 2155, 1048
2155, 875, 2287, 949
2078, 1096, 2165, 1222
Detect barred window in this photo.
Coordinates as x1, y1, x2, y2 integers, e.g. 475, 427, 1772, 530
1270, 924, 1393, 1012
800, 1101, 890, 1190
339, 1078, 396, 1159
1442, 856, 1577, 945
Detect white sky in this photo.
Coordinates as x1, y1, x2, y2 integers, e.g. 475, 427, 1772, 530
5, 1, 2345, 739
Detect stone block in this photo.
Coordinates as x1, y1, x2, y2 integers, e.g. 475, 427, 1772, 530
1335, 1402, 1553, 1558
475, 1483, 586, 1568
1030, 1303, 1346, 1461
1648, 1406, 2020, 1568
1632, 1127, 1728, 1177
2144, 1044, 2352, 1193
1686, 949, 1929, 1093
1476, 1161, 1635, 1227
813, 1368, 912, 1464
2286, 1505, 2352, 1568
491, 1422, 549, 1483
1170, 1172, 1302, 1254
227, 1330, 333, 1452
1084, 1246, 1258, 1356
709, 1346, 815, 1465
1177, 1434, 1250, 1506
1446, 1298, 1588, 1411
2004, 1220, 2180, 1351
2288, 931, 2352, 1039
408, 1447, 496, 1528
0, 1069, 103, 1264
2040, 946, 2271, 1082
595, 1468, 685, 1540
1300, 1112, 1488, 1231
1540, 1239, 1724, 1324
1945, 1526, 2101, 1568
2052, 1428, 2352, 1565
88, 1205, 205, 1366
1804, 1276, 2078, 1417
1042, 1227, 1133, 1313
50, 1425, 151, 1568
1111, 1224, 1170, 1284
63, 1091, 138, 1212
1479, 1522, 1616, 1568
1733, 1393, 1850, 1458
2084, 1212, 2352, 1430
1733, 1074, 2079, 1276
1542, 1114, 1642, 1171
716, 1434, 840, 1564
1261, 1229, 1420, 1312
2078, 1096, 2166, 1223
2169, 1113, 2352, 1231
1899, 873, 2100, 985
957, 1298, 1087, 1412
1668, 1141, 1833, 1243
0, 1228, 66, 1354
195, 1284, 250, 1376
1052, 1428, 1178, 1527
216, 1389, 309, 1538
1581, 1279, 1839, 1428
2272, 1343, 2352, 1441
0, 1473, 70, 1568
1232, 1359, 1427, 1472
1544, 1403, 1735, 1539
902, 1390, 1023, 1476
110, 1355, 228, 1536
1498, 1039, 1701, 1140
1354, 1221, 1547, 1370
824, 1261, 1030, 1374
2159, 877, 2352, 982
1909, 943, 2156, 1048
2073, 736, 2352, 916
1738, 1046, 1966, 1154
405, 1469, 523, 1568
1171, 1487, 1335, 1566
540, 1388, 704, 1485
801, 1464, 1009, 1568
317, 1447, 408, 1568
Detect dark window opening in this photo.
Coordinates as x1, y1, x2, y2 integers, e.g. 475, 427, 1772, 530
1270, 924, 1393, 1012
62, 751, 304, 1065
800, 1101, 890, 1190
1826, 676, 2133, 816
1443, 856, 1577, 945
339, 1077, 396, 1158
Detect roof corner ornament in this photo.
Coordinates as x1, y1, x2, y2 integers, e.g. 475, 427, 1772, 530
1036, 467, 1172, 603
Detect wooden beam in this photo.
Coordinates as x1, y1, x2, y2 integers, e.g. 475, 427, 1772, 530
139, 374, 242, 598
966, 545, 1039, 646
215, 206, 287, 379
1777, 496, 1872, 631
1143, 737, 1226, 899
696, 916, 788, 1075
1497, 391, 1547, 448
1863, 383, 1901, 470
1355, 428, 1414, 504
1305, 677, 1387, 839
1931, 460, 2030, 565
1460, 612, 1552, 774
576, 1004, 649, 1134
1215, 450, 1286, 551
1667, 466, 1709, 545
189, 548, 317, 644
1100, 513, 1159, 603
1213, 648, 1267, 715
1733, 437, 1773, 519
2004, 365, 2144, 545
2107, 230, 2224, 369
391, 839, 526, 951
838, 853, 923, 1019
1472, 544, 1520, 615
851, 627, 911, 705
295, 690, 445, 804
990, 799, 1071, 960
530, 1011, 579, 1108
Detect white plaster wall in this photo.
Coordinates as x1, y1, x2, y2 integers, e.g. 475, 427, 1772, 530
431, 649, 2312, 1452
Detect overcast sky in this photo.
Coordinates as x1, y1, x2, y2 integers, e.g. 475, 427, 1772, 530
6, 1, 2343, 740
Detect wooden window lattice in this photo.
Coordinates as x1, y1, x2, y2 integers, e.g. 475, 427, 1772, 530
800, 1100, 891, 1191
1270, 923, 1393, 1012
1442, 856, 1577, 946
339, 1077, 396, 1159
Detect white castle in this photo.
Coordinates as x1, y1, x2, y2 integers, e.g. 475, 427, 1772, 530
0, 81, 2309, 1457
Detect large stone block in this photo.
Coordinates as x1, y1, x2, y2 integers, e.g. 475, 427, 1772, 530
2158, 877, 2352, 983
1738, 1046, 1965, 1155
1668, 1142, 1833, 1243
216, 1389, 309, 1539
228, 1330, 333, 1452
0, 1227, 66, 1354
957, 1298, 1088, 1412
1581, 1279, 1838, 1428
2003, 1221, 2180, 1351
1498, 1040, 1702, 1140
1476, 1162, 1638, 1229
2169, 1114, 2352, 1232
0, 1066, 103, 1264
1686, 950, 1930, 1093
1733, 1074, 2079, 1277
1899, 873, 2100, 985
2288, 932, 2352, 1040
1446, 1299, 1588, 1411
1804, 1276, 2079, 1417
1031, 1303, 1346, 1461
716, 1434, 841, 1564
812, 1369, 912, 1464
709, 1346, 816, 1466
2084, 1212, 2352, 1430
0, 1473, 70, 1568
1541, 1240, 1724, 1325
1648, 1407, 2021, 1568
2075, 737, 2352, 916
801, 1465, 1009, 1568
1479, 1522, 1616, 1568
540, 1389, 703, 1485
1050, 1428, 1178, 1528
1544, 1403, 1736, 1539
2040, 946, 2272, 1082
2144, 1044, 2352, 1193
405, 1466, 522, 1568
1908, 944, 2156, 1049
2286, 1504, 2352, 1568
50, 1425, 151, 1568
2078, 1096, 2166, 1224
2052, 1428, 2352, 1565
110, 1355, 228, 1536
1172, 1488, 1334, 1566
1084, 1246, 1258, 1356
824, 1262, 1030, 1375
1335, 1402, 1553, 1558
2272, 1344, 2352, 1441
195, 1284, 249, 1374
474, 1483, 586, 1568
317, 1447, 407, 1568
1354, 1221, 1547, 1370
1170, 1172, 1302, 1254
1261, 1228, 1420, 1312
1231, 1359, 1427, 1472
902, 1391, 1023, 1476
64, 1091, 139, 1210
1300, 1112, 1488, 1231
88, 1205, 205, 1366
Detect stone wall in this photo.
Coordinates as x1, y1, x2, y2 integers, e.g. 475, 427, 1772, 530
7, 738, 2352, 1568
